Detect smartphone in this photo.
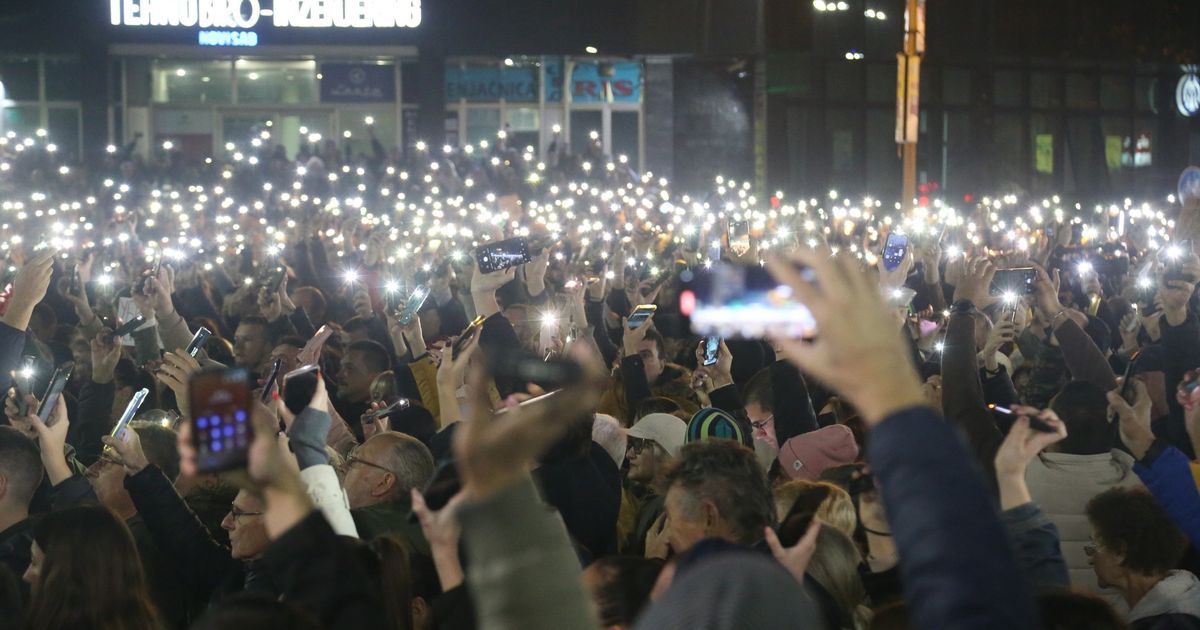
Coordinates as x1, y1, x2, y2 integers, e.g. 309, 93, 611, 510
13, 355, 38, 416
414, 460, 462, 516
369, 398, 412, 422
882, 233, 909, 272
35, 364, 74, 423
475, 237, 532, 274
988, 404, 1056, 433
702, 336, 720, 367
989, 268, 1037, 296
295, 325, 334, 367
487, 352, 584, 389
260, 357, 284, 404
105, 315, 147, 343
397, 284, 431, 325
69, 264, 81, 295
1164, 240, 1196, 283
259, 265, 286, 294
728, 221, 751, 257
627, 304, 657, 330
680, 262, 818, 339
1124, 304, 1141, 333
452, 315, 486, 360
185, 327, 213, 358
282, 364, 321, 415
141, 252, 162, 294
109, 387, 150, 441
189, 367, 255, 473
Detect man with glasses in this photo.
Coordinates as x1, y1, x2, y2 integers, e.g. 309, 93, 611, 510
622, 413, 685, 556
345, 432, 435, 554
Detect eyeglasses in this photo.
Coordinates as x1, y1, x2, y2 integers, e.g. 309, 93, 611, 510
627, 437, 657, 455
229, 507, 264, 521
342, 449, 394, 476
750, 414, 775, 430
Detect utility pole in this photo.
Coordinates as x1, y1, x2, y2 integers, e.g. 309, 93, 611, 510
897, 0, 925, 214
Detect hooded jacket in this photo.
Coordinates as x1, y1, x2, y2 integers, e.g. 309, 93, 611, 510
1129, 570, 1200, 630
1025, 450, 1144, 592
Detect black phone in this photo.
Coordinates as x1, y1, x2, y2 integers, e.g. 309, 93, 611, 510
282, 364, 320, 415
989, 268, 1037, 296
260, 357, 284, 404
369, 398, 412, 422
69, 264, 81, 295
13, 355, 38, 416
475, 237, 532, 274
105, 315, 147, 343
263, 265, 287, 293
627, 304, 657, 329
185, 327, 213, 358
989, 404, 1056, 433
486, 352, 584, 389
412, 460, 462, 519
702, 336, 720, 367
883, 233, 909, 272
139, 252, 163, 295
1164, 240, 1196, 283
36, 364, 73, 423
189, 367, 256, 473
452, 315, 486, 360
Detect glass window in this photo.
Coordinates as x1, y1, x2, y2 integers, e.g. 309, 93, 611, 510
1030, 72, 1061, 109
505, 107, 539, 152
2, 105, 40, 137
1100, 75, 1130, 110
942, 68, 970, 105
828, 109, 860, 185
278, 112, 331, 160
1030, 114, 1058, 187
1100, 117, 1130, 171
866, 64, 892, 103
942, 111, 971, 191
994, 70, 1023, 107
827, 62, 864, 102
501, 64, 538, 103
153, 60, 232, 103
866, 109, 899, 192
236, 60, 317, 105
1131, 118, 1155, 168
612, 111, 639, 170
1065, 73, 1094, 108
1135, 76, 1155, 112
569, 110, 602, 155
44, 58, 82, 101
443, 110, 459, 146
465, 108, 501, 145
341, 109, 397, 158
0, 57, 38, 101
993, 114, 1024, 184
401, 62, 419, 105
46, 107, 80, 159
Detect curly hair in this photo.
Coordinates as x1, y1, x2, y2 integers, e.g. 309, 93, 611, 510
1086, 486, 1188, 575
663, 440, 776, 545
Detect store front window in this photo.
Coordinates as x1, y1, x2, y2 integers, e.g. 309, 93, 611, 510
235, 60, 318, 105
153, 60, 233, 103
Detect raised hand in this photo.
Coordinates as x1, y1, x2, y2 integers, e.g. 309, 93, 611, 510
2, 250, 55, 331
91, 331, 123, 384
951, 257, 998, 310
993, 406, 1067, 510
1108, 380, 1154, 460
764, 519, 822, 586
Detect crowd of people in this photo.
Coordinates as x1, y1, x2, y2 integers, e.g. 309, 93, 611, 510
0, 124, 1198, 630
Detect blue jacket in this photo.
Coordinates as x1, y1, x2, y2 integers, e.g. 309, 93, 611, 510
870, 407, 1040, 630
1134, 441, 1200, 548
1002, 502, 1070, 589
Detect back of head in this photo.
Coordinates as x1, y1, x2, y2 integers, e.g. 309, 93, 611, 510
1086, 486, 1188, 575
193, 593, 321, 630
774, 480, 856, 541
664, 441, 776, 545
27, 506, 159, 630
1037, 588, 1126, 630
360, 535, 416, 630
805, 526, 869, 630
686, 407, 750, 447
1049, 381, 1112, 454
540, 411, 596, 464
348, 339, 392, 375
370, 432, 435, 496
743, 368, 774, 413
634, 553, 820, 630
0, 426, 41, 512
635, 396, 681, 420
584, 556, 663, 628
130, 422, 181, 481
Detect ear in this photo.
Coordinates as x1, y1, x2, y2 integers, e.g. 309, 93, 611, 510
700, 498, 722, 532
373, 472, 398, 498
411, 596, 429, 624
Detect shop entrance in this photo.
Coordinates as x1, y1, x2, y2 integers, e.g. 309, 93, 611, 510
219, 109, 334, 159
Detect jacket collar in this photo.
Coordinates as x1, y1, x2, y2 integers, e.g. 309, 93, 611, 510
1129, 571, 1200, 621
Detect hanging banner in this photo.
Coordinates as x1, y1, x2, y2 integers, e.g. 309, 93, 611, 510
320, 63, 396, 103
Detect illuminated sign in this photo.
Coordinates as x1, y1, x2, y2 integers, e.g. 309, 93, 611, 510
110, 0, 422, 29
1177, 73, 1200, 117
198, 30, 259, 46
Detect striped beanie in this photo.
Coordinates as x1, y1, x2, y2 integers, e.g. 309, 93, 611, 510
686, 407, 750, 447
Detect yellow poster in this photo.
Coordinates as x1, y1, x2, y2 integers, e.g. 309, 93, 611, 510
1035, 134, 1053, 174
1105, 136, 1123, 171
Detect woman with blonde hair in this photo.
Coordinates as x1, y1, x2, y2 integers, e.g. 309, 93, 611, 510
773, 479, 857, 539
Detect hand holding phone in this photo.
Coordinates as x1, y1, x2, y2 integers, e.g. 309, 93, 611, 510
185, 327, 213, 358
109, 387, 151, 443
701, 336, 720, 367
397, 284, 431, 325
452, 316, 486, 360
626, 304, 657, 330
882, 234, 909, 272
189, 367, 255, 473
296, 325, 333, 367
282, 364, 321, 415
989, 268, 1037, 297
36, 364, 74, 423
475, 237, 532, 274
105, 315, 147, 344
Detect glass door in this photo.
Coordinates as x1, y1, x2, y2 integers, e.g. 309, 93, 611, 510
221, 109, 333, 160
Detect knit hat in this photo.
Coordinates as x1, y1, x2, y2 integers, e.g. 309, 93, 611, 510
627, 413, 687, 458
686, 407, 750, 447
777, 425, 859, 481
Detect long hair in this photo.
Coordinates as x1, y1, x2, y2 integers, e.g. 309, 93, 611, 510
25, 506, 161, 630
354, 535, 415, 630
806, 526, 872, 630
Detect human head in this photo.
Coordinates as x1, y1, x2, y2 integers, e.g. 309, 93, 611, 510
220, 490, 270, 560
192, 593, 321, 630
626, 413, 686, 486
291, 286, 327, 325
634, 328, 667, 384
23, 506, 160, 630
342, 316, 373, 345
743, 369, 776, 447
340, 340, 390, 403
686, 407, 750, 447
582, 556, 663, 629
1085, 486, 1188, 589
773, 480, 857, 540
87, 423, 180, 518
1048, 381, 1112, 455
233, 316, 270, 372
269, 336, 306, 385
776, 425, 860, 481
805, 526, 869, 630
0, 427, 41, 521
28, 303, 57, 342
634, 396, 681, 421
342, 432, 435, 509
663, 440, 775, 553
69, 334, 93, 384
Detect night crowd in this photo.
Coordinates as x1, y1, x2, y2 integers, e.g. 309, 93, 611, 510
0, 126, 1198, 630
